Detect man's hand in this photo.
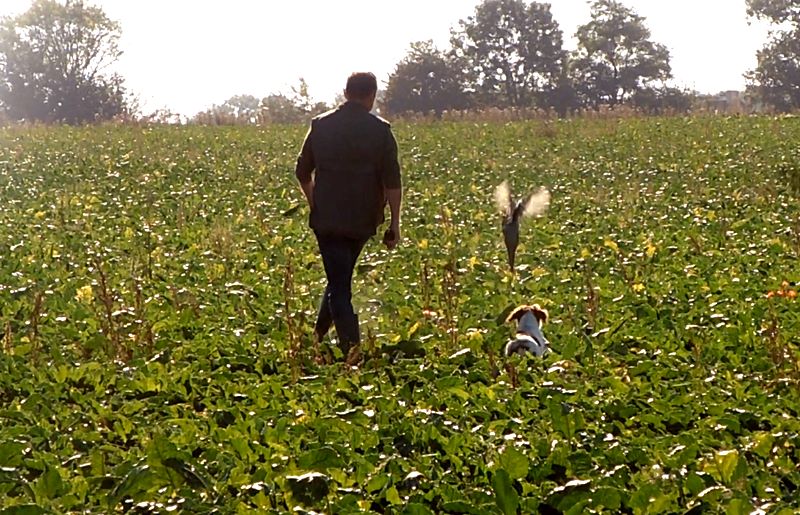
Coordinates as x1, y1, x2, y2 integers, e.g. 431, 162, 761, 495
383, 222, 401, 250
384, 187, 402, 250
299, 180, 315, 210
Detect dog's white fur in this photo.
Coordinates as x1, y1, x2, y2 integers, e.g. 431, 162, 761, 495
504, 304, 550, 357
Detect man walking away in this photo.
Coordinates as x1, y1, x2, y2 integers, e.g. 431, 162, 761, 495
295, 72, 402, 359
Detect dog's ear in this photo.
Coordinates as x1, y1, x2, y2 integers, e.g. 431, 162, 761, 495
531, 304, 548, 324
505, 305, 531, 323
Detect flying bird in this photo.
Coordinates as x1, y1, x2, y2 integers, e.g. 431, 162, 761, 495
494, 180, 550, 270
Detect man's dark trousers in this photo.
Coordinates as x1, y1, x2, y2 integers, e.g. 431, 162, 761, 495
314, 231, 368, 354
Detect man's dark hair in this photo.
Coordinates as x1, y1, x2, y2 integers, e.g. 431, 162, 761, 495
345, 72, 378, 99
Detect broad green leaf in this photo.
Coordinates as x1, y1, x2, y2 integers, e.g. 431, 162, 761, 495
751, 432, 773, 458
492, 469, 519, 515
365, 474, 389, 493
547, 479, 591, 512
0, 442, 27, 468
402, 503, 435, 515
714, 449, 741, 484
162, 457, 211, 490
725, 498, 753, 515
286, 472, 330, 507
36, 465, 64, 499
108, 464, 156, 507
297, 447, 344, 472
441, 501, 480, 514
385, 486, 402, 505
498, 446, 528, 480
591, 486, 621, 510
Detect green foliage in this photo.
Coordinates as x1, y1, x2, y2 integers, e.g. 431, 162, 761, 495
193, 79, 329, 125
0, 0, 127, 124
212, 94, 262, 123
746, 30, 800, 112
571, 0, 671, 108
492, 469, 519, 515
746, 0, 800, 112
0, 117, 799, 512
746, 0, 800, 24
451, 0, 566, 109
383, 41, 471, 117
631, 86, 696, 114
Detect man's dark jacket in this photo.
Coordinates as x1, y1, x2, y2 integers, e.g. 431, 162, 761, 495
295, 101, 401, 239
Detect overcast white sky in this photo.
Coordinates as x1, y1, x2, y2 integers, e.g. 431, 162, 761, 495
0, 0, 774, 116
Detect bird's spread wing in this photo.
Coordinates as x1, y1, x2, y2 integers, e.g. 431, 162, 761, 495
494, 180, 513, 218
518, 187, 550, 219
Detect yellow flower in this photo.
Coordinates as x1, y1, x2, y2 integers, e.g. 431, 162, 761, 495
604, 239, 619, 253
75, 285, 94, 304
645, 240, 657, 258
466, 329, 483, 342
632, 283, 645, 293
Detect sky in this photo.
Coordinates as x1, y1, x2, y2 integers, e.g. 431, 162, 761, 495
0, 0, 775, 117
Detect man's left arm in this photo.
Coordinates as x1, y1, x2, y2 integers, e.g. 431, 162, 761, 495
295, 125, 315, 209
381, 129, 402, 249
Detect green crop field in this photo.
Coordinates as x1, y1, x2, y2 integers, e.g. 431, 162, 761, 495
1, 116, 799, 513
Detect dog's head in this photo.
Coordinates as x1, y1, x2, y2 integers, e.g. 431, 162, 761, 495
505, 304, 550, 350
505, 304, 548, 326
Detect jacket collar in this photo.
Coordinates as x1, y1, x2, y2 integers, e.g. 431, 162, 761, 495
342, 100, 370, 111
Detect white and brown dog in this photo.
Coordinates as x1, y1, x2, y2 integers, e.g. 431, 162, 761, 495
504, 304, 550, 357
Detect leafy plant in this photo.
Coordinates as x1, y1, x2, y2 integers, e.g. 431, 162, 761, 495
0, 117, 798, 512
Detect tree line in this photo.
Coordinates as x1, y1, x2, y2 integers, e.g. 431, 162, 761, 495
381, 0, 794, 116
384, 0, 675, 116
190, 79, 331, 126
0, 0, 799, 124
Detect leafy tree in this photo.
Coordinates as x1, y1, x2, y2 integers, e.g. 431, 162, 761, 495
258, 93, 307, 124
746, 0, 800, 24
451, 0, 566, 109
383, 40, 470, 116
193, 93, 307, 125
747, 37, 800, 112
288, 77, 329, 117
259, 78, 328, 124
192, 79, 329, 125
746, 0, 800, 111
221, 94, 261, 121
191, 94, 260, 125
545, 67, 581, 116
570, 0, 671, 109
0, 0, 127, 124
631, 86, 695, 114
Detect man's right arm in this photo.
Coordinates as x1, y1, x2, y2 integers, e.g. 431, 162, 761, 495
384, 187, 402, 249
295, 125, 315, 209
